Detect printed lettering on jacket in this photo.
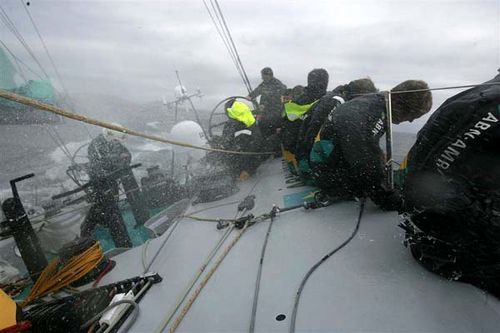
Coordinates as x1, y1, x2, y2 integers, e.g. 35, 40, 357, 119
372, 118, 384, 136
436, 108, 499, 172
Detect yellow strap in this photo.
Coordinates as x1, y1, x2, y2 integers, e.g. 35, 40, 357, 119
400, 156, 408, 170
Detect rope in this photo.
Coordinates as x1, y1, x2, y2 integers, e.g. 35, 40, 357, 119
153, 225, 235, 333
213, 0, 253, 93
249, 209, 276, 333
202, 0, 242, 82
289, 198, 366, 333
181, 214, 233, 223
352, 82, 500, 97
0, 89, 274, 156
22, 241, 104, 306
168, 222, 249, 333
202, 0, 252, 95
142, 218, 181, 274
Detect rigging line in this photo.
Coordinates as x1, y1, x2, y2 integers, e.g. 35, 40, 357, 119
168, 221, 250, 333
19, 0, 70, 97
0, 38, 44, 79
44, 126, 73, 161
156, 179, 260, 332
6, 42, 28, 81
0, 4, 50, 79
208, 0, 249, 92
203, 0, 249, 92
212, 0, 252, 94
352, 82, 500, 97
49, 125, 73, 158
142, 218, 182, 274
153, 225, 235, 333
0, 37, 28, 80
0, 89, 276, 155
213, 0, 253, 93
202, 0, 238, 67
207, 0, 251, 93
249, 209, 275, 333
289, 198, 366, 333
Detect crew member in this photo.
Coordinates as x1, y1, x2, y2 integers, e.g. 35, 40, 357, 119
213, 99, 264, 179
81, 126, 133, 248
295, 78, 378, 183
401, 71, 500, 296
281, 68, 329, 175
246, 67, 287, 138
309, 80, 432, 210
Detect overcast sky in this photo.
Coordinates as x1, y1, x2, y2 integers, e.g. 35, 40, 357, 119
1, 0, 499, 131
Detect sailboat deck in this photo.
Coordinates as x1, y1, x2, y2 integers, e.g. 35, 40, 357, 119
102, 158, 500, 332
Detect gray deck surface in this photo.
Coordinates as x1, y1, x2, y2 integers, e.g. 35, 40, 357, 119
102, 158, 500, 332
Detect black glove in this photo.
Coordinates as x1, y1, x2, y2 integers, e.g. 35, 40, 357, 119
373, 189, 403, 212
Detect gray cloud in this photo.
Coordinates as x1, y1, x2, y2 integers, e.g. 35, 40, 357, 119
1, 0, 499, 132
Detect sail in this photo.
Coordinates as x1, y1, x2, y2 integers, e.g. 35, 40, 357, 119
0, 46, 61, 124
0, 47, 18, 90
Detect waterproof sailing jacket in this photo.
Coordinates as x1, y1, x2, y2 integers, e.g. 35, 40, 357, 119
401, 73, 500, 296
404, 73, 500, 212
310, 93, 389, 200
295, 92, 346, 165
281, 86, 327, 157
87, 134, 131, 180
248, 77, 287, 117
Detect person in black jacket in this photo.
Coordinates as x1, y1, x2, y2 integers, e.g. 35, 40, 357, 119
246, 67, 287, 139
295, 78, 378, 183
309, 80, 432, 210
210, 99, 264, 179
81, 127, 133, 248
281, 68, 329, 175
401, 71, 500, 296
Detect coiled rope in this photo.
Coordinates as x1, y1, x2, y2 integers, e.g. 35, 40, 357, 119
22, 241, 104, 306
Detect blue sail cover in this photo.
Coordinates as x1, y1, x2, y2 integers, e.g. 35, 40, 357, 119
0, 46, 61, 124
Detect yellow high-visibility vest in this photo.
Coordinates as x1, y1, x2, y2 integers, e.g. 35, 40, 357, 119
283, 100, 318, 121
226, 101, 256, 127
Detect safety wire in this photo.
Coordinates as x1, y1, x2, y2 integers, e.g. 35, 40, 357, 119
289, 198, 366, 333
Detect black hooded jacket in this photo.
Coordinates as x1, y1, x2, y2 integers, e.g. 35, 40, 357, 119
404, 73, 500, 212
248, 77, 287, 116
314, 93, 388, 197
295, 92, 345, 163
281, 69, 329, 155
